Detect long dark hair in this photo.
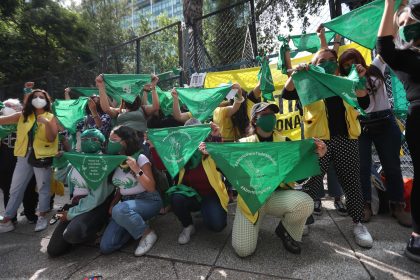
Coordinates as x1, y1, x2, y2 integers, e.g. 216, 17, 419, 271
231, 90, 249, 138
112, 125, 141, 156
120, 95, 142, 112
338, 49, 385, 95
23, 89, 53, 122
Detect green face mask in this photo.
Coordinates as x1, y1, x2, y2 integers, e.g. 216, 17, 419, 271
318, 60, 338, 75
399, 22, 420, 42
106, 139, 123, 155
81, 139, 102, 154
256, 114, 277, 133
342, 64, 353, 76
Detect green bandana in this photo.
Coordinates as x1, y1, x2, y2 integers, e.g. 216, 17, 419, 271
292, 65, 366, 115
290, 31, 336, 53
106, 140, 123, 155
144, 86, 174, 116
399, 22, 420, 42
0, 125, 16, 139
277, 36, 291, 76
103, 74, 151, 104
257, 56, 275, 101
390, 70, 409, 117
81, 139, 102, 154
166, 184, 202, 202
256, 114, 277, 133
206, 140, 321, 214
185, 150, 203, 170
318, 61, 338, 75
70, 87, 99, 97
52, 97, 89, 134
62, 152, 128, 190
323, 0, 402, 49
175, 86, 232, 122
147, 125, 211, 178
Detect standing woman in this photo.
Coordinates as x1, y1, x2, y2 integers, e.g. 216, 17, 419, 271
377, 0, 420, 262
339, 49, 410, 226
0, 89, 58, 233
282, 47, 374, 248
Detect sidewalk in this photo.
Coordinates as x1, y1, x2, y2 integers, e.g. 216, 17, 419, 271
0, 191, 419, 280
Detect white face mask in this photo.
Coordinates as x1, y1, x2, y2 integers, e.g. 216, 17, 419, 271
31, 97, 47, 109
1, 107, 16, 116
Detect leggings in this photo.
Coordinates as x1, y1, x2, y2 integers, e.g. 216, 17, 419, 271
302, 136, 364, 223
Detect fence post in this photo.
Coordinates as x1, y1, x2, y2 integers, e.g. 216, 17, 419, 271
136, 39, 141, 74
249, 0, 258, 57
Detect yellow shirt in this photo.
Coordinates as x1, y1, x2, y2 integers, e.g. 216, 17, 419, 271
213, 107, 239, 141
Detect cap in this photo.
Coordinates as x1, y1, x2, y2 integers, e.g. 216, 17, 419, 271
250, 102, 279, 120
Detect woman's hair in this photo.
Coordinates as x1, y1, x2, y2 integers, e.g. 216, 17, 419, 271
120, 95, 142, 112
87, 96, 104, 115
231, 90, 250, 138
338, 49, 385, 95
112, 125, 141, 156
311, 48, 338, 65
22, 89, 52, 122
395, 3, 420, 51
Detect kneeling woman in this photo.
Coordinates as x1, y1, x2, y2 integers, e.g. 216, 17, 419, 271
231, 102, 325, 257
47, 129, 115, 257
100, 126, 162, 256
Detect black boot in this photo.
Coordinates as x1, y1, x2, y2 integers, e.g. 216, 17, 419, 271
406, 235, 420, 263
275, 222, 301, 254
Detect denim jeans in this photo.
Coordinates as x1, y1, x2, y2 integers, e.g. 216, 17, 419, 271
100, 191, 162, 254
5, 154, 51, 218
170, 193, 227, 232
359, 110, 404, 203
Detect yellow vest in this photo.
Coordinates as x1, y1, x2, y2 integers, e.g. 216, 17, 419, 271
14, 112, 58, 159
238, 130, 294, 224
302, 100, 361, 140
178, 156, 229, 211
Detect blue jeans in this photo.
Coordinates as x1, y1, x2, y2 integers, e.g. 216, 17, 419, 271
170, 193, 227, 232
359, 110, 404, 203
100, 191, 162, 254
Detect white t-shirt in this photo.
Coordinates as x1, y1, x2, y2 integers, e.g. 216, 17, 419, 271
69, 168, 89, 197
112, 154, 150, 196
365, 57, 392, 113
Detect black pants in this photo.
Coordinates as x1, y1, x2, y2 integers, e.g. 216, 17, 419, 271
47, 195, 112, 257
0, 144, 38, 221
302, 136, 364, 223
406, 107, 420, 233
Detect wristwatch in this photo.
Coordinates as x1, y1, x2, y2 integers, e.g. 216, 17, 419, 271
135, 169, 144, 178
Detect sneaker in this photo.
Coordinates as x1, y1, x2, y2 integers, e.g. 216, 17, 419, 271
405, 234, 420, 263
313, 200, 322, 216
0, 220, 15, 233
275, 222, 301, 254
178, 225, 195, 245
305, 214, 315, 225
353, 223, 373, 248
34, 216, 48, 232
362, 203, 372, 223
390, 202, 412, 227
334, 200, 348, 216
135, 230, 158, 256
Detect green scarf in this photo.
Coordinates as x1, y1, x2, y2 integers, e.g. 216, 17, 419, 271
70, 87, 99, 97
103, 74, 151, 104
257, 55, 275, 101
52, 97, 89, 134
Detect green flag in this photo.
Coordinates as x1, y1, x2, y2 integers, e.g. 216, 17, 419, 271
70, 87, 99, 97
290, 31, 336, 53
144, 86, 174, 116
0, 125, 16, 139
62, 152, 128, 190
147, 125, 211, 178
323, 0, 402, 49
390, 70, 409, 117
103, 74, 151, 104
52, 97, 89, 134
292, 65, 366, 115
175, 86, 232, 122
277, 36, 291, 76
206, 140, 321, 214
258, 56, 275, 101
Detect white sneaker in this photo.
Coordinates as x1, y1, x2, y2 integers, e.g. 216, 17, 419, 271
34, 216, 48, 232
178, 225, 195, 245
353, 223, 373, 248
0, 220, 15, 233
135, 230, 158, 256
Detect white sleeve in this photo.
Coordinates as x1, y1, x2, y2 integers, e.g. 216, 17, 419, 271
372, 57, 387, 75
137, 154, 150, 168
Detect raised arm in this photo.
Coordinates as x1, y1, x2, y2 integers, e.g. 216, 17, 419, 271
171, 88, 191, 123
378, 0, 399, 37
317, 25, 329, 49
0, 112, 21, 125
142, 75, 160, 116
37, 115, 58, 143
96, 75, 119, 118
225, 84, 245, 118
64, 88, 71, 100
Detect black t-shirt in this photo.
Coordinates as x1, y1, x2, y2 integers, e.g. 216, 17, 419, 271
377, 36, 420, 109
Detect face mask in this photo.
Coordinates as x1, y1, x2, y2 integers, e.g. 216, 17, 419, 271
32, 97, 47, 109
399, 22, 420, 42
106, 139, 123, 155
1, 107, 16, 116
256, 114, 277, 133
81, 139, 102, 154
342, 64, 353, 76
318, 60, 338, 75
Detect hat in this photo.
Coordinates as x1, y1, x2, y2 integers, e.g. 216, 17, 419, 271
250, 102, 279, 120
